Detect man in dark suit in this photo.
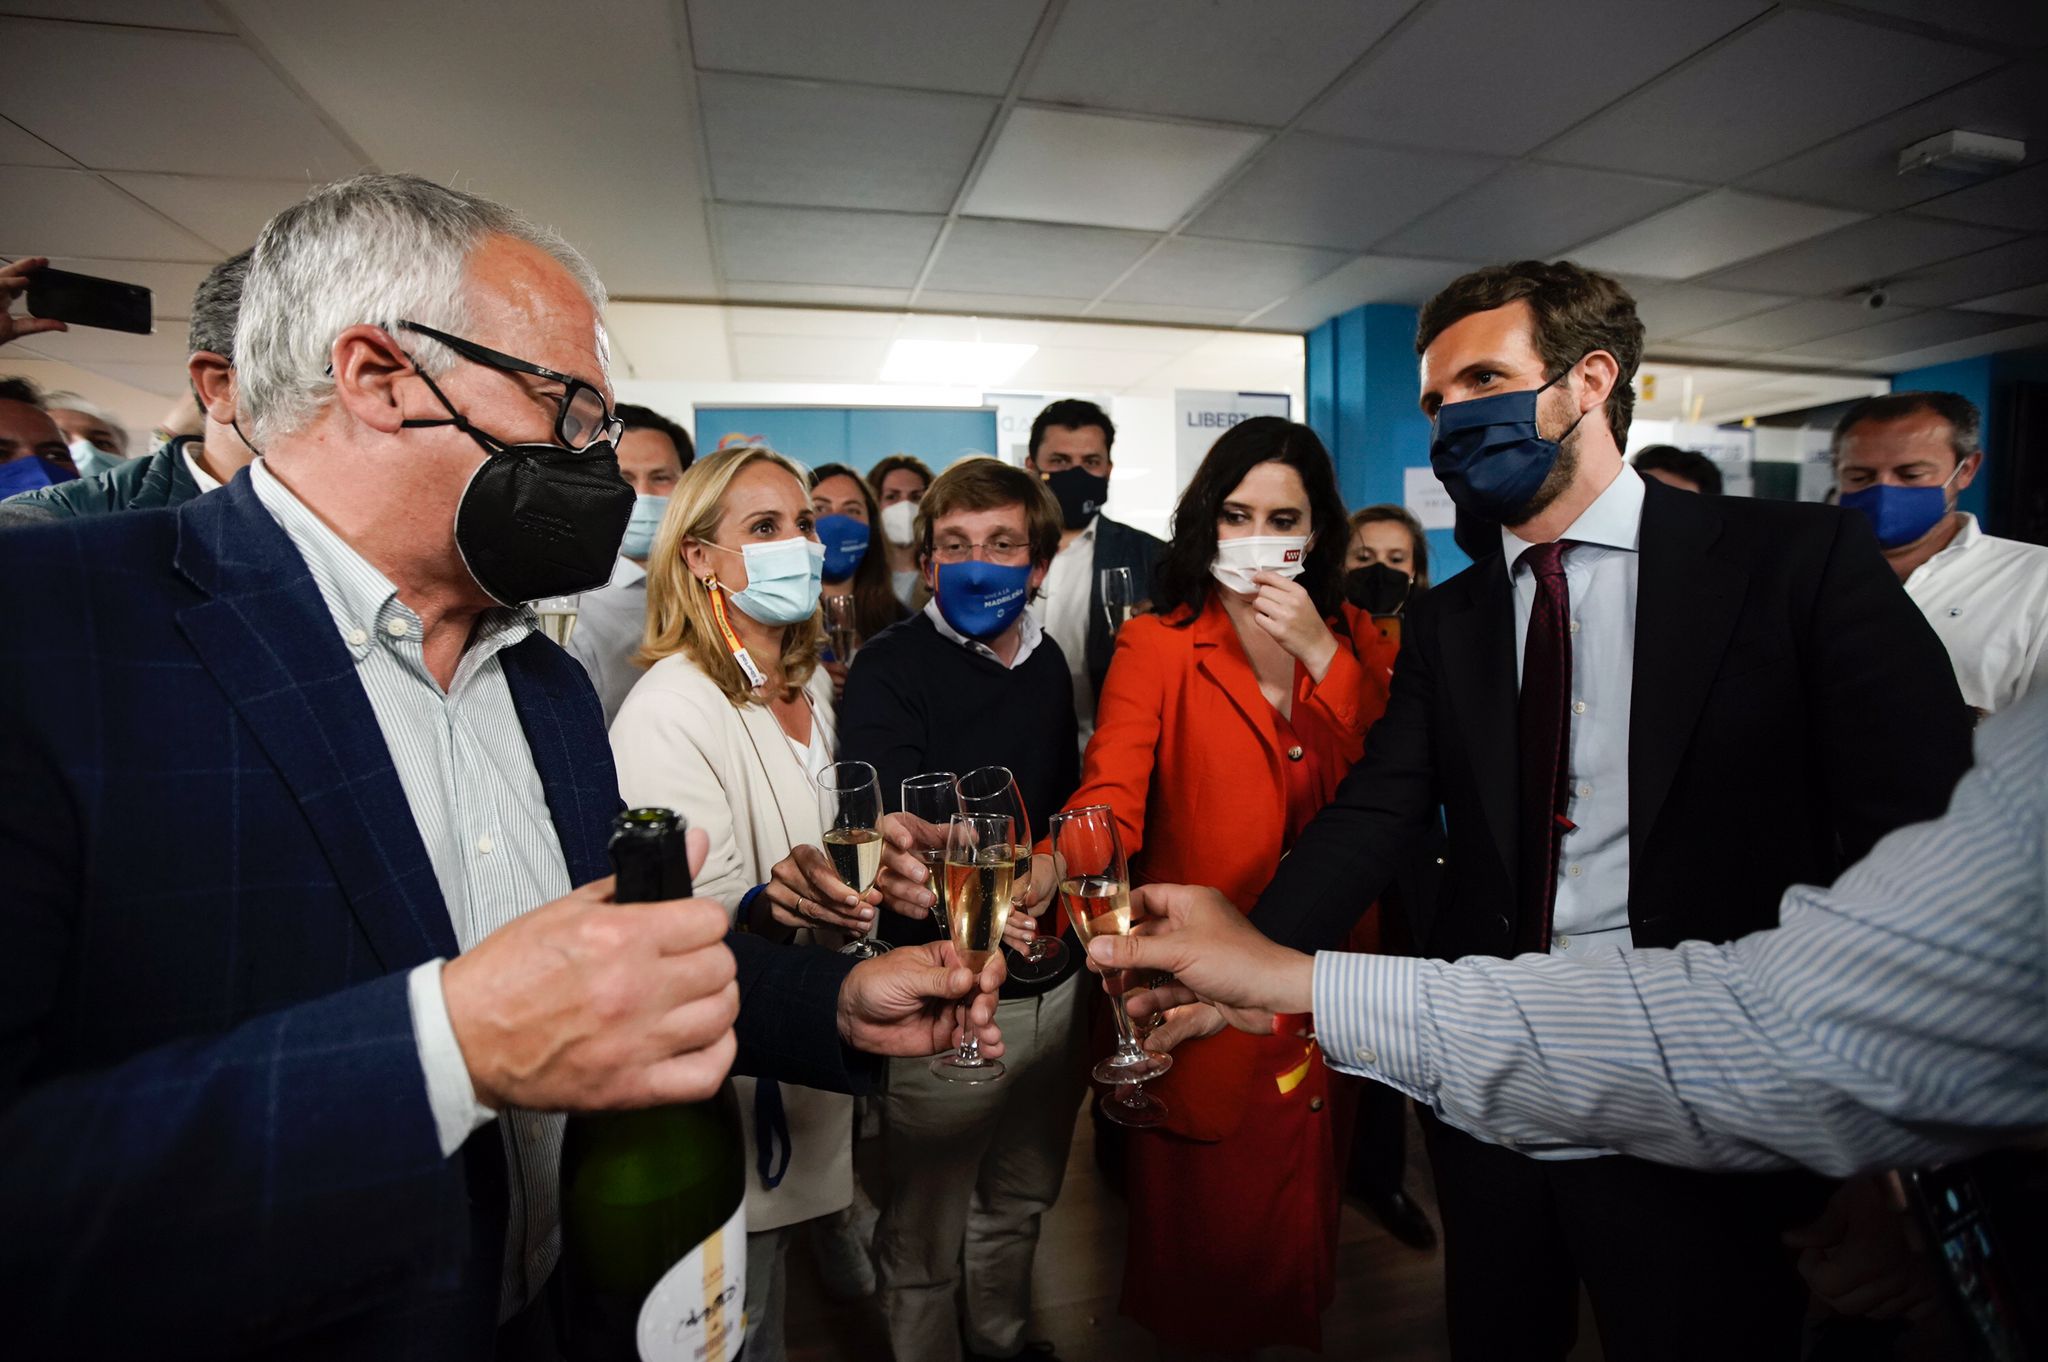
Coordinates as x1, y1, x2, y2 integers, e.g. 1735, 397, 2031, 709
1023, 398, 1167, 745
0, 173, 1002, 1360
1140, 261, 1974, 1361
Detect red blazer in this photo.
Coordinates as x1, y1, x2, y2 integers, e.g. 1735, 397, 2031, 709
1061, 596, 1394, 1138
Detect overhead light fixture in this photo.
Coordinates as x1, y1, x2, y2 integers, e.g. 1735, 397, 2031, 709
1897, 129, 2026, 178
880, 338, 1037, 386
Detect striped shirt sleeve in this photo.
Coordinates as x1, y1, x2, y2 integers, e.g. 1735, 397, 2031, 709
1314, 692, 2048, 1176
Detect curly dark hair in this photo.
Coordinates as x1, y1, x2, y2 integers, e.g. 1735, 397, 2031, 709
1154, 417, 1349, 625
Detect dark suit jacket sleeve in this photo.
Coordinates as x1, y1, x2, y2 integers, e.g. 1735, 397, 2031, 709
1249, 596, 1444, 953
1805, 509, 1975, 860
727, 930, 878, 1094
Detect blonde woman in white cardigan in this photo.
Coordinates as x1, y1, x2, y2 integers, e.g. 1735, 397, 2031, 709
610, 444, 858, 1362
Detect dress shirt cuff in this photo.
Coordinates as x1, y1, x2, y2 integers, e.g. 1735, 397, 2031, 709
1311, 950, 1433, 1103
406, 959, 498, 1157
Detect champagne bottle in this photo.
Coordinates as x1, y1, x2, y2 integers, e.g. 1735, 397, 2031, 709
558, 807, 749, 1361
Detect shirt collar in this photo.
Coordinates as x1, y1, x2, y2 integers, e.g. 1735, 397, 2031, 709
1501, 463, 1645, 572
177, 436, 223, 494
1061, 516, 1100, 551
1925, 512, 1983, 570
610, 555, 647, 588
921, 597, 1044, 669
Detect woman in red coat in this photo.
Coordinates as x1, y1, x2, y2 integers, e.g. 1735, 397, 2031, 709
1056, 417, 1394, 1357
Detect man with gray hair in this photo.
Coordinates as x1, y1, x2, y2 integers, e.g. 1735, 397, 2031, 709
43, 390, 128, 477
0, 172, 1005, 1359
0, 248, 259, 525
1833, 389, 2048, 716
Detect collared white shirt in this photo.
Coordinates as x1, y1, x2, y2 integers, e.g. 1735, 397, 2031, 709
248, 460, 570, 1316
1500, 465, 1644, 960
1032, 517, 1099, 744
1904, 513, 2048, 716
923, 596, 1045, 670
182, 441, 222, 493
607, 554, 647, 589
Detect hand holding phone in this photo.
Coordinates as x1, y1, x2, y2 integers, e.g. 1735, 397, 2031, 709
24, 263, 153, 336
0, 257, 70, 348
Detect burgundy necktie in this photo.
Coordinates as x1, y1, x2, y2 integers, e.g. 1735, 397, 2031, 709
1515, 541, 1574, 955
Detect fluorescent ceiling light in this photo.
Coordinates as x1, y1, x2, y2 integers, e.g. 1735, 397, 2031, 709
881, 338, 1036, 386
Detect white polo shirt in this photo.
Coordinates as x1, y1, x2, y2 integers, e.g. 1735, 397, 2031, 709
1905, 514, 2048, 716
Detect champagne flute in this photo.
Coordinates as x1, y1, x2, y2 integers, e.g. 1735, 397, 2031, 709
900, 771, 961, 911
958, 766, 1065, 982
1049, 803, 1169, 1127
1100, 565, 1136, 637
816, 760, 889, 957
821, 593, 861, 665
930, 811, 1013, 1084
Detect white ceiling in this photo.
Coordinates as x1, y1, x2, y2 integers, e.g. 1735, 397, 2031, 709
2, 0, 2046, 411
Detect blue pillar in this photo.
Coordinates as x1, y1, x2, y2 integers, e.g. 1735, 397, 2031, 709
1889, 356, 1994, 522
1303, 303, 1470, 582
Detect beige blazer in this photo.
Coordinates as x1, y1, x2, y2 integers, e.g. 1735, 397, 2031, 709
609, 652, 853, 1232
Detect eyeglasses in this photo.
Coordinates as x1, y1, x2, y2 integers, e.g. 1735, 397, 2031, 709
396, 320, 622, 452
931, 537, 1031, 565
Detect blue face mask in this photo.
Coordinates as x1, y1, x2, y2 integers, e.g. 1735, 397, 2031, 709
719, 535, 826, 626
1839, 465, 1963, 549
619, 493, 668, 560
933, 558, 1032, 641
1429, 365, 1585, 521
816, 513, 871, 584
0, 457, 57, 498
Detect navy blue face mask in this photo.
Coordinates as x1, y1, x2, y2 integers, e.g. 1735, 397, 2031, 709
1429, 363, 1587, 521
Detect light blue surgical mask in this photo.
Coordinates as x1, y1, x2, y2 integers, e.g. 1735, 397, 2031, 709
67, 437, 120, 480
619, 493, 668, 560
715, 535, 826, 625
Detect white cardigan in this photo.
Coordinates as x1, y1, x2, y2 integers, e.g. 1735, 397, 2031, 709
609, 652, 853, 1232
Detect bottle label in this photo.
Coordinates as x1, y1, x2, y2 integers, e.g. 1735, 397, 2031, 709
636, 1197, 748, 1362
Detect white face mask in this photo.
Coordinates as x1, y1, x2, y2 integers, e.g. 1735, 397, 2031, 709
880, 499, 917, 547
1210, 534, 1309, 596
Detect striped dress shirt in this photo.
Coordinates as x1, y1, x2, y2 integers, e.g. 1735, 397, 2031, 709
1314, 686, 2048, 1176
249, 461, 572, 1314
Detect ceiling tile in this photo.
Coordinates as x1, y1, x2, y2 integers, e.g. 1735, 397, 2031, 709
16, 323, 193, 367
721, 282, 914, 308
1872, 319, 2048, 374
1088, 301, 1259, 327
725, 307, 902, 338
1186, 134, 1499, 251
1008, 346, 1180, 391
104, 173, 311, 255
1825, 0, 2048, 46
718, 206, 942, 289
1678, 298, 1908, 350
731, 333, 893, 383
699, 73, 994, 214
1245, 255, 1479, 331
0, 20, 364, 179
1738, 61, 2048, 214
1304, 0, 1766, 156
891, 314, 1051, 344
1643, 342, 1781, 365
1704, 215, 2019, 295
1618, 280, 1795, 340
1104, 236, 1351, 312
1776, 309, 2036, 360
41, 257, 218, 321
1914, 161, 2048, 232
1568, 190, 1865, 281
1026, 0, 1410, 128
1886, 234, 2048, 306
1045, 321, 1213, 354
922, 220, 1156, 300
1541, 9, 2000, 182
0, 1, 234, 29
602, 302, 733, 384
0, 166, 218, 259
43, 359, 191, 398
0, 114, 69, 167
1378, 163, 1698, 260
686, 0, 1044, 95
964, 107, 1264, 232
1958, 281, 2048, 316
912, 289, 1090, 319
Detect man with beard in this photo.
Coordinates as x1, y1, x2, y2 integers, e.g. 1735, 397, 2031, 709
1142, 260, 1973, 1361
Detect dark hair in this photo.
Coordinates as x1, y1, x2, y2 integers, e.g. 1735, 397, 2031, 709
1831, 391, 1981, 467
0, 377, 44, 407
1347, 503, 1432, 591
916, 456, 1063, 569
867, 452, 933, 497
187, 249, 252, 402
1028, 398, 1115, 463
1417, 260, 1645, 446
616, 402, 696, 470
1630, 444, 1723, 495
1155, 417, 1348, 624
809, 461, 907, 641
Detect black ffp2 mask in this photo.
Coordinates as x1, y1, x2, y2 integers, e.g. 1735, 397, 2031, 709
1343, 563, 1415, 616
1042, 466, 1109, 531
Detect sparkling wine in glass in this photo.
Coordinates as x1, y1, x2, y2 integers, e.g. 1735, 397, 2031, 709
816, 760, 889, 958
821, 593, 861, 666
958, 765, 1065, 982
1050, 803, 1169, 1127
1100, 565, 1136, 637
900, 771, 961, 924
931, 812, 1013, 1084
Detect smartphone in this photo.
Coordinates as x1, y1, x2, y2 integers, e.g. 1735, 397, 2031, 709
1903, 1161, 2041, 1361
24, 265, 153, 335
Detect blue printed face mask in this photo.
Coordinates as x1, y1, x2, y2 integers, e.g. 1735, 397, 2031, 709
1839, 463, 1965, 549
0, 456, 56, 498
713, 534, 826, 626
932, 558, 1032, 641
619, 493, 668, 561
816, 513, 871, 583
1429, 363, 1586, 521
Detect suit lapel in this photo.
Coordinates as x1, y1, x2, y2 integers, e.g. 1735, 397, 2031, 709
1629, 481, 1747, 863
172, 478, 457, 968
1437, 552, 1520, 866
502, 638, 616, 886
1192, 598, 1280, 763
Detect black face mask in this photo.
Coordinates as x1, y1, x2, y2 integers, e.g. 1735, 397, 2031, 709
1042, 465, 1109, 531
1343, 563, 1415, 616
404, 366, 634, 606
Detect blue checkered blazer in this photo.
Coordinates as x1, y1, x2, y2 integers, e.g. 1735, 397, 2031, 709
0, 474, 870, 1358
